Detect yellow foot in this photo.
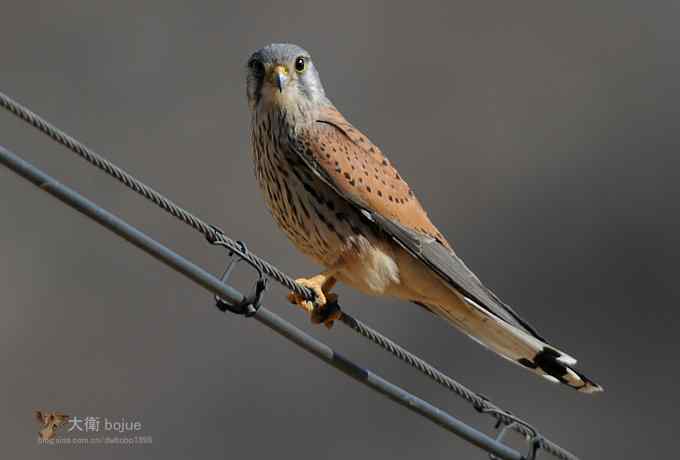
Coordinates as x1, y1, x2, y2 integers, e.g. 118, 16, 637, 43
287, 272, 341, 329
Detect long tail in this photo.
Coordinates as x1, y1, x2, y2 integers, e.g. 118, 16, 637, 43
422, 298, 603, 394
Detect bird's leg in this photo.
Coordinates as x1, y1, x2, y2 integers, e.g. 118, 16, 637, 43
287, 270, 341, 328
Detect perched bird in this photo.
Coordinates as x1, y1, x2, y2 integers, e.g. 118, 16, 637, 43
245, 43, 602, 393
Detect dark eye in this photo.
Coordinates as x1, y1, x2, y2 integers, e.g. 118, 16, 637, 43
249, 59, 264, 75
294, 56, 306, 73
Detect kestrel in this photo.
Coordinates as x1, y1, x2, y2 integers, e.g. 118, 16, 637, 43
245, 43, 602, 393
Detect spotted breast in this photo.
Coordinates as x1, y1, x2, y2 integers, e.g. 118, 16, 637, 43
251, 108, 377, 269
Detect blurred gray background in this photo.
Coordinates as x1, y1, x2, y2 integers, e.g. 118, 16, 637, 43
2, 1, 678, 458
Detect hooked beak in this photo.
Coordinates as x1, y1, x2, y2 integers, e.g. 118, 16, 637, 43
270, 64, 289, 92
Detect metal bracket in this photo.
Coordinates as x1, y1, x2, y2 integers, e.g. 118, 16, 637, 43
488, 420, 541, 460
209, 235, 268, 317
475, 401, 543, 460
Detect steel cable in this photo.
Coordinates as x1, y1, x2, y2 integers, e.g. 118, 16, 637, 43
0, 90, 577, 460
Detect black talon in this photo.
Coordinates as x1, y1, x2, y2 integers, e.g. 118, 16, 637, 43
311, 298, 341, 325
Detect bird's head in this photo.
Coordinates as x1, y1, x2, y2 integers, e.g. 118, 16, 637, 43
246, 43, 328, 116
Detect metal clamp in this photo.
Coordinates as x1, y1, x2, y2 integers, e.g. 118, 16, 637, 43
209, 236, 268, 317
483, 407, 543, 460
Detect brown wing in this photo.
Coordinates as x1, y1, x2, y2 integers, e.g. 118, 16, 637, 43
295, 104, 544, 339
303, 105, 450, 248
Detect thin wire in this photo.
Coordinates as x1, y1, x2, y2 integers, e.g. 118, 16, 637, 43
0, 92, 312, 300
0, 143, 525, 460
0, 90, 577, 460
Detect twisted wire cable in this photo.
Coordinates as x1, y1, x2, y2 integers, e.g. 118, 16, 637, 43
0, 90, 576, 460
0, 91, 314, 299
